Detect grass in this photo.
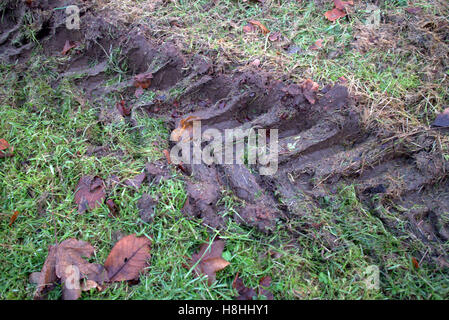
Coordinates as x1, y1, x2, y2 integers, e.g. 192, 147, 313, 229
1, 0, 448, 300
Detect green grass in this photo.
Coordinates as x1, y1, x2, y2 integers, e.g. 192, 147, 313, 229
1, 0, 448, 300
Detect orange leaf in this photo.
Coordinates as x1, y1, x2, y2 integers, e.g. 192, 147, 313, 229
163, 149, 172, 164
310, 39, 324, 50
61, 40, 77, 55
170, 115, 201, 142
9, 211, 19, 226
248, 20, 270, 34
412, 257, 419, 269
0, 139, 9, 150
333, 0, 353, 10
325, 8, 347, 22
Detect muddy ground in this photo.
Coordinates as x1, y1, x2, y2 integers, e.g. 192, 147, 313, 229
1, 0, 448, 269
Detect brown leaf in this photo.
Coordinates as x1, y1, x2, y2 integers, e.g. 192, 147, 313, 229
248, 20, 270, 34
309, 39, 324, 50
243, 24, 256, 33
134, 72, 153, 89
432, 108, 449, 127
9, 210, 19, 227
106, 199, 119, 217
333, 0, 353, 10
233, 273, 256, 300
163, 149, 172, 164
268, 31, 282, 42
301, 79, 320, 104
31, 245, 58, 300
74, 175, 106, 213
258, 276, 274, 300
104, 234, 152, 282
170, 115, 201, 142
55, 239, 108, 300
137, 194, 157, 223
0, 139, 9, 150
124, 172, 146, 189
411, 257, 419, 269
61, 40, 77, 55
325, 8, 347, 22
189, 239, 230, 285
116, 100, 131, 117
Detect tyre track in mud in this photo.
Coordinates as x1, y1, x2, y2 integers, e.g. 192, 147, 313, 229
1, 0, 448, 267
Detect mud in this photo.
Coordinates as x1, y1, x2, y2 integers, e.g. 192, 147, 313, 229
1, 0, 448, 267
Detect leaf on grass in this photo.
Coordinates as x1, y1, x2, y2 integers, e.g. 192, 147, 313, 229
188, 239, 230, 285
55, 239, 108, 300
248, 20, 270, 34
325, 8, 347, 21
233, 274, 256, 300
106, 199, 119, 217
258, 276, 274, 300
61, 40, 77, 55
0, 139, 9, 150
170, 115, 201, 142
124, 172, 146, 189
74, 175, 106, 213
137, 194, 157, 223
268, 32, 282, 42
116, 100, 131, 117
431, 108, 449, 127
301, 79, 320, 104
411, 257, 419, 269
104, 234, 151, 282
333, 0, 353, 10
31, 245, 58, 300
309, 39, 324, 50
9, 211, 19, 227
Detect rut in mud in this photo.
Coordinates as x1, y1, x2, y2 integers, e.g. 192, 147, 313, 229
1, 0, 448, 268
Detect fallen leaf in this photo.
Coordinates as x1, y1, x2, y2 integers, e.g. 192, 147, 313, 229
268, 31, 282, 42
116, 100, 131, 117
124, 172, 146, 189
188, 239, 230, 285
106, 199, 119, 217
243, 24, 256, 33
301, 79, 320, 104
251, 59, 261, 67
55, 239, 108, 300
163, 149, 172, 164
74, 175, 106, 213
61, 40, 77, 55
170, 115, 201, 142
333, 0, 353, 10
137, 194, 157, 223
325, 8, 347, 22
9, 211, 19, 226
233, 274, 256, 300
431, 108, 449, 127
0, 139, 9, 150
104, 234, 151, 282
258, 276, 274, 300
31, 245, 58, 300
411, 257, 419, 269
134, 72, 153, 89
309, 39, 324, 50
248, 20, 270, 34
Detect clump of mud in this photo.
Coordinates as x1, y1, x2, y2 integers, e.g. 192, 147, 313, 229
1, 0, 448, 267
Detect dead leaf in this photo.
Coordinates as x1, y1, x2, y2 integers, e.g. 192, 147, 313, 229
0, 139, 9, 150
9, 211, 19, 227
432, 108, 449, 127
258, 276, 274, 300
233, 273, 256, 300
31, 245, 58, 300
301, 79, 320, 104
251, 59, 261, 67
248, 20, 270, 34
55, 239, 107, 300
74, 175, 106, 213
170, 115, 201, 142
333, 0, 353, 10
188, 239, 230, 285
406, 7, 422, 14
243, 24, 256, 33
104, 234, 151, 282
106, 199, 119, 217
309, 39, 324, 50
137, 194, 157, 223
61, 40, 77, 55
325, 8, 347, 22
116, 100, 131, 117
124, 172, 146, 189
268, 32, 282, 42
411, 257, 419, 269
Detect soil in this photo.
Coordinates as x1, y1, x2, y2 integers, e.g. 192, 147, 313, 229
1, 0, 448, 267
